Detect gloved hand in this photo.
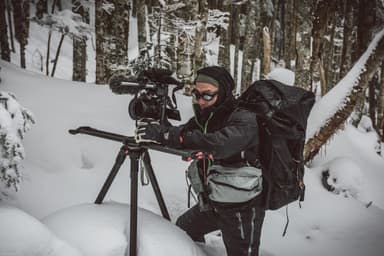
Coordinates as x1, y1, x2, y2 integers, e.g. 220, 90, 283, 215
134, 119, 183, 148
135, 123, 166, 144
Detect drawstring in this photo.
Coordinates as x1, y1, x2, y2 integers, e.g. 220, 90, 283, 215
282, 205, 290, 236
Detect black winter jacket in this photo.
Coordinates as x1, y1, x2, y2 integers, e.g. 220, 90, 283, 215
179, 100, 260, 167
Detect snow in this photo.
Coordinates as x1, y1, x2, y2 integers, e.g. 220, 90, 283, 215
43, 203, 203, 256
265, 67, 295, 86
1, 59, 384, 256
1, 5, 384, 256
0, 204, 82, 256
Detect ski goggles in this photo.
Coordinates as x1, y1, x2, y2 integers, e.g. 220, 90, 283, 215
191, 89, 218, 101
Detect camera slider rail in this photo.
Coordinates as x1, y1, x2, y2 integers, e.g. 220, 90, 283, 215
69, 126, 210, 256
69, 126, 211, 161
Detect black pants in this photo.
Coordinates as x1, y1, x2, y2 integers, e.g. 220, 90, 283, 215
176, 203, 265, 256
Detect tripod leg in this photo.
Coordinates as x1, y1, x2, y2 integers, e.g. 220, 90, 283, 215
142, 151, 171, 220
129, 150, 140, 256
95, 146, 128, 204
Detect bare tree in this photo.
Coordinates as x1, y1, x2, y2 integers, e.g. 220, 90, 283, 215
339, 0, 355, 79
378, 62, 384, 142
218, 0, 231, 71
137, 0, 147, 53
241, 0, 259, 92
262, 27, 271, 76
0, 0, 11, 61
72, 0, 89, 82
283, 0, 295, 70
294, 0, 311, 89
96, 0, 130, 84
12, 0, 29, 69
6, 0, 15, 53
310, 0, 334, 93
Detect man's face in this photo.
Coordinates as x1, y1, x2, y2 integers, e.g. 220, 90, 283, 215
192, 82, 219, 109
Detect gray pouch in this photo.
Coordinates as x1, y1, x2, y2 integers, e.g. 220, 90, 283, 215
186, 160, 204, 195
207, 165, 263, 203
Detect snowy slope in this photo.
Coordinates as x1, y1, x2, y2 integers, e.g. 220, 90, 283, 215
1, 60, 384, 256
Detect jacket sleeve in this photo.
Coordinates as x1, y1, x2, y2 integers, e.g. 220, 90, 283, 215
181, 109, 258, 159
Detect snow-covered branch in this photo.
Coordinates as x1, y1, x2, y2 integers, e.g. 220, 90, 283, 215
304, 28, 384, 163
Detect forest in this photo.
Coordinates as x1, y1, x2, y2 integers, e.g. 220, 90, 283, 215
1, 0, 384, 162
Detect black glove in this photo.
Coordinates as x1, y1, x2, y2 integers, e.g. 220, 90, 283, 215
134, 121, 183, 148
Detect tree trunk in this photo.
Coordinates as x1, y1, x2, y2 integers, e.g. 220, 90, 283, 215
95, 0, 130, 84
304, 29, 384, 163
294, 0, 311, 89
339, 1, 354, 79
262, 27, 271, 77
355, 0, 376, 58
6, 0, 15, 52
72, 0, 89, 82
46, 0, 57, 76
259, 0, 273, 78
12, 0, 29, 69
0, 0, 11, 61
378, 62, 384, 142
193, 0, 208, 75
137, 0, 147, 53
218, 0, 231, 71
233, 4, 241, 90
310, 0, 332, 92
241, 0, 259, 92
283, 0, 295, 70
369, 73, 379, 129
50, 34, 65, 77
36, 0, 48, 19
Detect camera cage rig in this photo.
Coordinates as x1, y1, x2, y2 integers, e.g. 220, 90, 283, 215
69, 69, 210, 256
108, 69, 184, 125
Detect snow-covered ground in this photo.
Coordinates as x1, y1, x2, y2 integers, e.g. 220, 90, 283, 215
2, 5, 384, 255
1, 59, 384, 256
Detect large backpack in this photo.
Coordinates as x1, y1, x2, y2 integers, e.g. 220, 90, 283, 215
238, 79, 315, 210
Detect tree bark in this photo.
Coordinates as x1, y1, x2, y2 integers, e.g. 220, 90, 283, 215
304, 30, 384, 163
241, 0, 259, 92
6, 0, 15, 52
12, 0, 29, 69
137, 0, 147, 53
339, 1, 354, 79
36, 0, 48, 19
0, 0, 11, 61
310, 0, 332, 92
262, 27, 271, 77
294, 0, 311, 89
232, 4, 241, 90
218, 0, 231, 71
378, 62, 384, 142
95, 0, 130, 84
283, 0, 295, 70
50, 34, 65, 77
193, 0, 208, 74
72, 0, 89, 82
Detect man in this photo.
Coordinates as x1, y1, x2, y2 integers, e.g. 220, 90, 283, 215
135, 66, 265, 256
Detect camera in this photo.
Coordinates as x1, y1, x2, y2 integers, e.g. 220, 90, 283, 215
109, 69, 183, 124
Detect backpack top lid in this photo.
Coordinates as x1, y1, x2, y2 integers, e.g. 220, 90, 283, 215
238, 80, 315, 136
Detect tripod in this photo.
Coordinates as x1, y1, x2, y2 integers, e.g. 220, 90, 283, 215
69, 126, 205, 256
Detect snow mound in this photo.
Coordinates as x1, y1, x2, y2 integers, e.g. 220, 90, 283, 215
43, 202, 205, 256
265, 68, 295, 86
322, 157, 366, 201
0, 204, 82, 256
